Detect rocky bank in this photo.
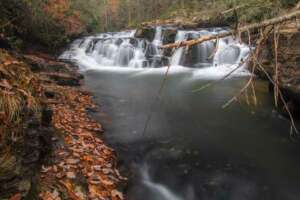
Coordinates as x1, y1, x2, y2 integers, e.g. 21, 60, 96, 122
0, 50, 125, 200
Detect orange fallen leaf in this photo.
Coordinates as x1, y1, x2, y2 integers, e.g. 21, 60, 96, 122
9, 193, 22, 200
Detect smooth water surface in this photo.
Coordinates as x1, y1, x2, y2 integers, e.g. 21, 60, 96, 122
62, 27, 300, 200
84, 69, 300, 200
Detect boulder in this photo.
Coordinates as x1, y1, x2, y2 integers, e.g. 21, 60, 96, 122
162, 28, 178, 45
135, 27, 156, 42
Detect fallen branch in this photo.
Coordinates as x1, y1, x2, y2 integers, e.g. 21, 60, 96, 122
221, 4, 248, 15
161, 10, 300, 49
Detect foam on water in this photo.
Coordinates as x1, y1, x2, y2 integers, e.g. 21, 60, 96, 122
140, 164, 183, 200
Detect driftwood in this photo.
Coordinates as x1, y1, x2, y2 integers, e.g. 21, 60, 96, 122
161, 10, 300, 49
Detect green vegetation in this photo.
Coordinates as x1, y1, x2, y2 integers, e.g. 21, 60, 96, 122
157, 0, 299, 24
0, 0, 107, 50
0, 0, 299, 50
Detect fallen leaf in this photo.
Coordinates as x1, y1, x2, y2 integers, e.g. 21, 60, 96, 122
0, 79, 12, 90
9, 193, 22, 200
66, 171, 76, 179
111, 189, 124, 200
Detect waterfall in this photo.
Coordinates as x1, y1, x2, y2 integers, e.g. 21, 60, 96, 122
60, 26, 250, 76
170, 31, 186, 66
153, 26, 163, 46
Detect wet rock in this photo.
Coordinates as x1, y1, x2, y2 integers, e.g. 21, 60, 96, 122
42, 72, 83, 86
85, 39, 97, 54
162, 28, 178, 45
24, 54, 78, 74
145, 43, 158, 59
0, 108, 54, 199
135, 27, 156, 42
129, 38, 139, 47
149, 56, 169, 67
257, 21, 300, 118
115, 38, 123, 46
42, 108, 53, 127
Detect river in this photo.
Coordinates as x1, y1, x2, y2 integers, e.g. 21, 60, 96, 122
61, 27, 300, 200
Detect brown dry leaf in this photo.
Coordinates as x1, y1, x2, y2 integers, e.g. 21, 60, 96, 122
41, 165, 52, 173
0, 111, 5, 121
39, 191, 52, 200
66, 171, 76, 179
59, 180, 83, 200
82, 155, 93, 162
0, 66, 10, 76
0, 79, 12, 90
9, 193, 22, 200
66, 158, 80, 165
111, 189, 124, 200
3, 61, 12, 66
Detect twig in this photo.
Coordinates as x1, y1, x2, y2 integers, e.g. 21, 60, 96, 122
273, 25, 280, 107
252, 55, 299, 134
142, 63, 172, 136
221, 4, 248, 15
161, 10, 300, 49
222, 61, 255, 109
0, 17, 18, 29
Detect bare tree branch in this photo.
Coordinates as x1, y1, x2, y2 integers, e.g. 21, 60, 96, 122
161, 10, 300, 49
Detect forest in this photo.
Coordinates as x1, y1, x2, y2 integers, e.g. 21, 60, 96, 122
0, 0, 299, 49
1, 0, 300, 200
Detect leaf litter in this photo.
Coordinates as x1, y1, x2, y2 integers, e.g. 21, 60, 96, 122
39, 84, 126, 200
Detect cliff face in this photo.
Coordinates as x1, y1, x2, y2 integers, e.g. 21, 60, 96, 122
257, 20, 300, 116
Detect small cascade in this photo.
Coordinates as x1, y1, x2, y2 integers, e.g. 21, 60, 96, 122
153, 26, 163, 46
60, 26, 250, 74
170, 31, 186, 66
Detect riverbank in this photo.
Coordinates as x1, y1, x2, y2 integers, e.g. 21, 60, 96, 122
0, 49, 125, 200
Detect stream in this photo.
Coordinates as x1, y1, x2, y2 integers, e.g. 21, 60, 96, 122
61, 27, 300, 200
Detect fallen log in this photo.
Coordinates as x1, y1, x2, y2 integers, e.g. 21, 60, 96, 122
161, 10, 300, 49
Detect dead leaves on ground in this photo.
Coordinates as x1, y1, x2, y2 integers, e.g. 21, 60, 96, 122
0, 50, 41, 132
40, 85, 125, 200
8, 193, 22, 200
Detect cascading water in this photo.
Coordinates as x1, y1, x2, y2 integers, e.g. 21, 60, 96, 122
60, 26, 250, 77
62, 26, 300, 200
140, 164, 184, 200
